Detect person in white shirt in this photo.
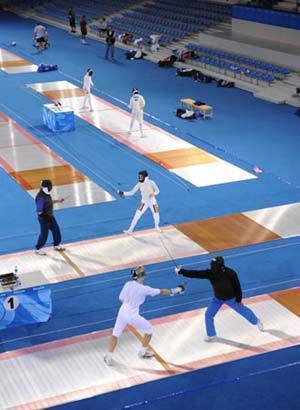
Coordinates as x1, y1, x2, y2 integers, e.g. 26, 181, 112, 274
128, 88, 145, 138
33, 23, 47, 51
104, 266, 184, 365
149, 34, 160, 53
81, 68, 94, 111
118, 170, 160, 233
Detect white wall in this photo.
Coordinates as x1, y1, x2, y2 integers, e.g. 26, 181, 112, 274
232, 18, 300, 47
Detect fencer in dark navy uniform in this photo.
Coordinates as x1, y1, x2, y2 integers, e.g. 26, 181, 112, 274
176, 256, 264, 341
35, 180, 65, 255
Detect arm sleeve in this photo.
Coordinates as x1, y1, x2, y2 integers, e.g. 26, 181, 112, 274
231, 271, 242, 303
124, 183, 140, 197
151, 181, 160, 196
119, 283, 128, 302
36, 197, 45, 213
140, 96, 145, 109
143, 285, 160, 297
178, 268, 211, 279
128, 97, 133, 109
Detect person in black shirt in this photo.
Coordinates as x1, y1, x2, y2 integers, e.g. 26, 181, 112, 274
35, 180, 65, 255
176, 256, 264, 341
68, 7, 76, 33
105, 27, 115, 60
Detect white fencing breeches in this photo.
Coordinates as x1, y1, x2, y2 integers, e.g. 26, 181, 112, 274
129, 110, 144, 136
82, 92, 92, 109
128, 201, 159, 231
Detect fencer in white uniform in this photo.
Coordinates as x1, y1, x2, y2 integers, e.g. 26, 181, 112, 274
128, 88, 145, 137
82, 68, 94, 111
119, 170, 160, 233
104, 266, 184, 365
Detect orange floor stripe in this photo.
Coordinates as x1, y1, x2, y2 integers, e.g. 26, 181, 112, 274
128, 325, 176, 375
270, 288, 300, 316
0, 59, 30, 67
42, 88, 86, 100
10, 165, 88, 190
60, 250, 85, 278
146, 147, 217, 169
176, 214, 281, 252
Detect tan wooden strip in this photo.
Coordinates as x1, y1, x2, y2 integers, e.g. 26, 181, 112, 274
60, 250, 85, 278
146, 147, 217, 169
176, 214, 281, 252
10, 165, 87, 189
0, 60, 30, 67
270, 288, 300, 317
128, 325, 176, 375
43, 88, 86, 100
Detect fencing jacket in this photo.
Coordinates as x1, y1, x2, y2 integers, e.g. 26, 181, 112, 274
83, 73, 94, 92
129, 94, 145, 113
124, 177, 159, 203
178, 266, 243, 302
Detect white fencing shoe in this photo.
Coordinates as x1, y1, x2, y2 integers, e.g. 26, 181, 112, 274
204, 336, 216, 342
138, 350, 154, 359
257, 320, 264, 332
104, 354, 113, 366
54, 245, 66, 251
35, 249, 47, 256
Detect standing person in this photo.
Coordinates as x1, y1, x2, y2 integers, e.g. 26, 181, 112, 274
80, 15, 88, 44
128, 88, 145, 138
33, 22, 47, 52
68, 7, 76, 33
104, 266, 184, 365
175, 257, 264, 341
81, 68, 94, 111
35, 180, 65, 255
118, 170, 160, 233
105, 27, 115, 60
98, 17, 107, 37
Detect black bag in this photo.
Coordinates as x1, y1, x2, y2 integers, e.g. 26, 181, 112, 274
158, 55, 177, 68
194, 71, 214, 83
176, 68, 195, 77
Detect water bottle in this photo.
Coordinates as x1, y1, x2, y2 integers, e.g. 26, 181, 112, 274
14, 266, 21, 287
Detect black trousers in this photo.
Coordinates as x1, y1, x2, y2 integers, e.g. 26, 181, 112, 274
36, 216, 61, 249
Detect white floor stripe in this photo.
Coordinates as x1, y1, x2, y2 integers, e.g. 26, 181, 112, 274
244, 203, 300, 238
172, 160, 256, 187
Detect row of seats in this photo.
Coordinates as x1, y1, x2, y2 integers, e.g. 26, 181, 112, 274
188, 43, 292, 77
106, 0, 231, 45
198, 55, 275, 84
125, 9, 226, 26
107, 19, 178, 43
140, 3, 230, 20
111, 16, 189, 39
114, 14, 202, 33
232, 5, 300, 29
26, 0, 137, 21
133, 8, 223, 24
156, 0, 231, 15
